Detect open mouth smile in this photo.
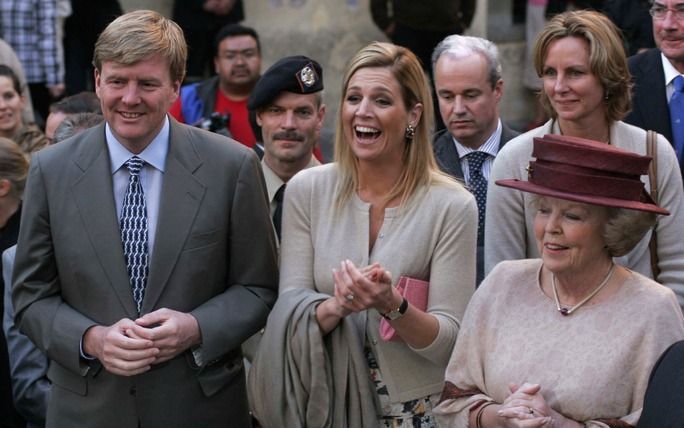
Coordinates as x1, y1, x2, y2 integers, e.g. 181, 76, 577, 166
355, 125, 381, 140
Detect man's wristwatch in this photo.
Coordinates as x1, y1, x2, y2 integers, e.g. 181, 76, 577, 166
382, 297, 408, 320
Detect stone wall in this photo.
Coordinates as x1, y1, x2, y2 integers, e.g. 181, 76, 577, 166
118, 0, 534, 130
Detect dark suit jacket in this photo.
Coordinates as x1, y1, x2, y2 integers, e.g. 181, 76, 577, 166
12, 119, 279, 428
432, 123, 520, 285
637, 340, 684, 427
626, 48, 673, 144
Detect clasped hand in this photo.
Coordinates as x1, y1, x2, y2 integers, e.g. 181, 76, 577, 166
497, 383, 553, 427
83, 308, 201, 376
332, 259, 399, 314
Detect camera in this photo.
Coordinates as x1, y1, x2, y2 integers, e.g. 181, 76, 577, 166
193, 112, 232, 138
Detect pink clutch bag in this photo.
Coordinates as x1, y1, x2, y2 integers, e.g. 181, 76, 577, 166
379, 276, 429, 342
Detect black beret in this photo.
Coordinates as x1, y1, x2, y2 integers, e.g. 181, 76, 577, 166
248, 55, 323, 110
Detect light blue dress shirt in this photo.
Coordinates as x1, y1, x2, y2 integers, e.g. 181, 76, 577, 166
106, 117, 169, 262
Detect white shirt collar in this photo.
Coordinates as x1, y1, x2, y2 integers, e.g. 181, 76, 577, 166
452, 119, 502, 159
662, 52, 682, 87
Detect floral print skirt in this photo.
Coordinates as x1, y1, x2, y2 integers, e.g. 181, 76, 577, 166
365, 347, 439, 428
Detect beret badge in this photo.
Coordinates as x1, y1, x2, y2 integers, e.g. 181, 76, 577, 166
298, 64, 317, 88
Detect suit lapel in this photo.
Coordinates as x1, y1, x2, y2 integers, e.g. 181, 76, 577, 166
71, 124, 138, 318
637, 50, 671, 142
143, 121, 206, 312
499, 124, 520, 148
433, 130, 464, 180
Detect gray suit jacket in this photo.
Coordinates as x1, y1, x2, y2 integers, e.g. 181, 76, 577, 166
3, 245, 49, 428
432, 123, 520, 285
12, 119, 279, 428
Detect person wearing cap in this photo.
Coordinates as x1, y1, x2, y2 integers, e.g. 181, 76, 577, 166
248, 42, 476, 427
435, 134, 684, 428
247, 55, 325, 242
485, 10, 684, 308
169, 23, 261, 148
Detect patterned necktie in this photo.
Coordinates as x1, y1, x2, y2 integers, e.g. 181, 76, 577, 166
466, 151, 489, 244
670, 75, 684, 165
273, 184, 286, 241
120, 156, 149, 313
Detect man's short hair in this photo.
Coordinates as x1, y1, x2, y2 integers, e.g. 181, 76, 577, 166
213, 23, 261, 58
93, 9, 187, 83
49, 91, 101, 115
53, 113, 104, 144
431, 35, 502, 89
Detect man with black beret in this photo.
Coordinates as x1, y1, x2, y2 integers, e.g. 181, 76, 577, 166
247, 55, 326, 242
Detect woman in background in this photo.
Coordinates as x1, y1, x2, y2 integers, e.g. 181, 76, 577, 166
0, 65, 48, 154
485, 10, 684, 307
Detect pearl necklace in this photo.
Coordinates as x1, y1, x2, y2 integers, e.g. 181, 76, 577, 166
551, 263, 615, 316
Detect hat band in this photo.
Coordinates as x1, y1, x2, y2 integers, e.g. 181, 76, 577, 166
529, 161, 645, 202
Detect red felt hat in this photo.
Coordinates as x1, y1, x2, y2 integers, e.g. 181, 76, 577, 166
496, 134, 669, 215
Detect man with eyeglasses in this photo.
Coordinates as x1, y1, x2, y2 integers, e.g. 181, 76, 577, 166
169, 23, 261, 149
626, 0, 684, 171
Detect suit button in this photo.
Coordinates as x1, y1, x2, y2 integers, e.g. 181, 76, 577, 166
129, 386, 137, 396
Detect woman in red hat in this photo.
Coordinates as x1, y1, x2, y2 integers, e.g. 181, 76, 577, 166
435, 135, 684, 427
485, 10, 684, 309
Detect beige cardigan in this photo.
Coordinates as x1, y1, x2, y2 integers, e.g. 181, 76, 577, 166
279, 163, 477, 403
434, 259, 684, 427
485, 120, 684, 307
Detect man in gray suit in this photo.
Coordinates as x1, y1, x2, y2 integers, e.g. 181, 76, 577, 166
431, 34, 519, 285
11, 10, 278, 428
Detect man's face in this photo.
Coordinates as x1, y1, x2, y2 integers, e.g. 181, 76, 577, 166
434, 53, 502, 149
653, 0, 684, 69
95, 54, 180, 153
257, 91, 324, 165
214, 35, 261, 90
45, 111, 67, 144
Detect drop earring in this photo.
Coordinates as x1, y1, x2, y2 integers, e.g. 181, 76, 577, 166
405, 124, 416, 141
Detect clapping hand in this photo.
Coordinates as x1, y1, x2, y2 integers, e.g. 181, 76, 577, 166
332, 259, 396, 314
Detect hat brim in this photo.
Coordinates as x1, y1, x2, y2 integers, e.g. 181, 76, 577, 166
496, 179, 670, 215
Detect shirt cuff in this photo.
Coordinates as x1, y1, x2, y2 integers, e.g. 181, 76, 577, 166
79, 337, 96, 361
191, 345, 204, 367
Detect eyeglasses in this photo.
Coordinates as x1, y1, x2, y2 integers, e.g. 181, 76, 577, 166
650, 5, 684, 20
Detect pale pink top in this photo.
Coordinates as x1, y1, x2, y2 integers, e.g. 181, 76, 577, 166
434, 259, 684, 428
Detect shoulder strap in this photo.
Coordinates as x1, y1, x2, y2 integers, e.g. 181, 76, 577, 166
647, 130, 658, 202
646, 130, 660, 280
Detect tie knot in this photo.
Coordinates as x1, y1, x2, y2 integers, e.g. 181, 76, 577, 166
125, 156, 144, 177
675, 75, 684, 92
466, 151, 488, 171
